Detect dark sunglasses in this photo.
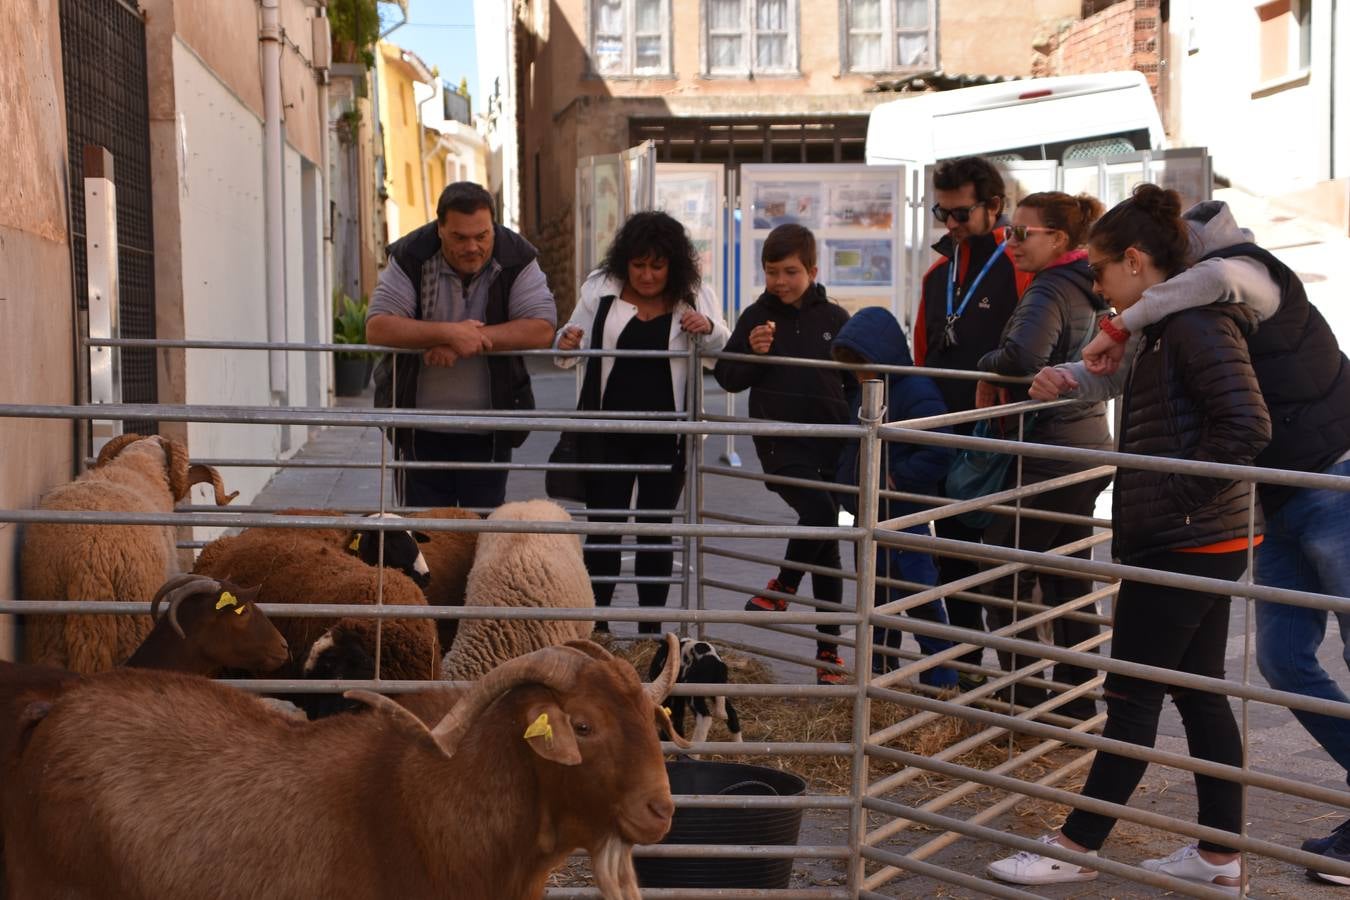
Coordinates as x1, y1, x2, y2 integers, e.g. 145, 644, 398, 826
930, 201, 988, 224
1007, 225, 1058, 242
1088, 254, 1123, 281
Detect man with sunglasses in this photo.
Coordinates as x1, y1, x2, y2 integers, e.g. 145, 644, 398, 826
914, 156, 1033, 687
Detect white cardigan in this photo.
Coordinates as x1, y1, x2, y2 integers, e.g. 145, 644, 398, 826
552, 270, 730, 413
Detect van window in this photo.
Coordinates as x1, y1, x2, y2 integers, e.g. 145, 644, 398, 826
1063, 136, 1139, 160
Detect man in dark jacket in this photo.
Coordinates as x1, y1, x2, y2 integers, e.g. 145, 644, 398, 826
913, 156, 1032, 684
367, 182, 556, 509
1033, 201, 1350, 876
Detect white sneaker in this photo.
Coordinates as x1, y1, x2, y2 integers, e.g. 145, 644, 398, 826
987, 834, 1099, 885
1141, 845, 1241, 892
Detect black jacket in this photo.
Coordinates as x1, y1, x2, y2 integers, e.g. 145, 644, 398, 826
1204, 242, 1350, 512
916, 224, 1025, 423
1112, 304, 1271, 562
978, 258, 1113, 471
713, 285, 852, 474
372, 222, 537, 460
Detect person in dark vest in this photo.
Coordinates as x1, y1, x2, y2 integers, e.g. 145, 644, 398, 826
914, 156, 1033, 688
1033, 197, 1350, 882
367, 182, 557, 509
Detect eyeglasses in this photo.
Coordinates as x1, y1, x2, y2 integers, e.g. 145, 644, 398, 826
930, 201, 987, 224
1006, 225, 1058, 242
1088, 255, 1123, 281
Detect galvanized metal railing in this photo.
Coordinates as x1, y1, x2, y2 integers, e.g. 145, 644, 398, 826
3, 336, 1349, 897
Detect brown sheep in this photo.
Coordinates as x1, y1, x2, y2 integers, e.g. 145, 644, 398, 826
405, 505, 480, 649
19, 434, 236, 673
192, 538, 438, 683
2, 637, 688, 900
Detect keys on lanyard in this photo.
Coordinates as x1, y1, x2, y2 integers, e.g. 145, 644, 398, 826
944, 314, 960, 349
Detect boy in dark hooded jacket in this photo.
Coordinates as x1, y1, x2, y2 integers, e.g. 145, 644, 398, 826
833, 307, 958, 686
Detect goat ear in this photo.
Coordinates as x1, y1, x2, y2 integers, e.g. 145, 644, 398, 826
522, 702, 581, 766
654, 705, 692, 749
413, 531, 431, 544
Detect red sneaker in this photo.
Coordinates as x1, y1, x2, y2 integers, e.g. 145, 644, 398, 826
816, 649, 846, 685
745, 578, 794, 612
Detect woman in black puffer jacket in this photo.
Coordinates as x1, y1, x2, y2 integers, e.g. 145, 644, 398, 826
974, 192, 1113, 718
988, 185, 1271, 892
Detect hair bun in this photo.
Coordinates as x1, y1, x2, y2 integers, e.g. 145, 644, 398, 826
1130, 183, 1182, 222
1075, 193, 1105, 226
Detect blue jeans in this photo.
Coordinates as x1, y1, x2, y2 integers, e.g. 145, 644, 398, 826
874, 528, 958, 687
1255, 456, 1350, 786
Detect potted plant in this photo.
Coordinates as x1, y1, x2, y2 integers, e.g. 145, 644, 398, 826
333, 292, 374, 397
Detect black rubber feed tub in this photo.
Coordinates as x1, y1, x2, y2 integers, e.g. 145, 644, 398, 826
634, 760, 806, 889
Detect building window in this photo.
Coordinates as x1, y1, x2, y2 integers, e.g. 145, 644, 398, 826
1256, 0, 1311, 83
591, 0, 670, 76
844, 0, 935, 73
705, 0, 798, 76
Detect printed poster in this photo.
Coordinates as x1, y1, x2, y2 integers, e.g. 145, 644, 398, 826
751, 181, 822, 229
825, 182, 895, 229
825, 239, 893, 287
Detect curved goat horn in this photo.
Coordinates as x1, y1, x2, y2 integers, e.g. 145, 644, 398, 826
95, 433, 143, 468
429, 645, 592, 756
150, 574, 222, 639
644, 632, 681, 706
188, 464, 239, 506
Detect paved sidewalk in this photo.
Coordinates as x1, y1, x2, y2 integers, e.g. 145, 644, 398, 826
250, 355, 1349, 897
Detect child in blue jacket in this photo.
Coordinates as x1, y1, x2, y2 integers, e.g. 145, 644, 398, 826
833, 307, 959, 686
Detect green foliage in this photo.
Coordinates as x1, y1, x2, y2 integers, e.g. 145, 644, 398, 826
458, 77, 470, 97
329, 0, 379, 69
333, 292, 372, 360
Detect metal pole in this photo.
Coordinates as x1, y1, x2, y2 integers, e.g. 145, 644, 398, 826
846, 379, 883, 895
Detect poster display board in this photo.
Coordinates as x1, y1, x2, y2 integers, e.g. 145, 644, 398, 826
574, 142, 657, 296
739, 164, 906, 320
654, 164, 725, 310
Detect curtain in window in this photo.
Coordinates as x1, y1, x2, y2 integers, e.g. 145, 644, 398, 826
897, 31, 927, 66
593, 0, 625, 73
849, 0, 882, 71
896, 0, 927, 28
709, 0, 744, 70
635, 0, 663, 70
755, 0, 788, 69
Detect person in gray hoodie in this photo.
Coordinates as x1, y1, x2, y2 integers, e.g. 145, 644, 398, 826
1031, 198, 1350, 882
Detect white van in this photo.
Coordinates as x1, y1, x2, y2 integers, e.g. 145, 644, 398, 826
865, 70, 1165, 166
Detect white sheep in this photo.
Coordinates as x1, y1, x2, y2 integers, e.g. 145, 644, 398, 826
441, 499, 595, 682
19, 434, 236, 673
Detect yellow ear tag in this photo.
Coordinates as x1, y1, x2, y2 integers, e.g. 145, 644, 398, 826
523, 713, 553, 744
348, 536, 361, 552
663, 706, 673, 718
215, 591, 239, 611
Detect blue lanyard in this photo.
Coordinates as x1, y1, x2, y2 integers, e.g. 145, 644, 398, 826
946, 240, 1008, 323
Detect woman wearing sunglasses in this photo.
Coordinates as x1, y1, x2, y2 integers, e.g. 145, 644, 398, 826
972, 192, 1112, 722
988, 184, 1271, 891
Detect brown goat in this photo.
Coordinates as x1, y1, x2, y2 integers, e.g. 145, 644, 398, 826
405, 506, 480, 649
0, 574, 286, 898
21, 434, 236, 673
3, 636, 688, 900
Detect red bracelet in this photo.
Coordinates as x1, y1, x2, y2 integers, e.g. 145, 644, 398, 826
1098, 314, 1130, 344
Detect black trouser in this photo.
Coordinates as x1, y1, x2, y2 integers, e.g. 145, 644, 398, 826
983, 473, 1110, 717
1061, 550, 1247, 854
400, 430, 509, 510
583, 434, 685, 633
767, 464, 843, 652
935, 515, 986, 667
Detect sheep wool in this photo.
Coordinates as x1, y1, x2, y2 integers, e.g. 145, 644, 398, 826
442, 499, 594, 682
20, 435, 235, 674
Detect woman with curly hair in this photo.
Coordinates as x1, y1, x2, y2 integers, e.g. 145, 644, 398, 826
554, 211, 729, 633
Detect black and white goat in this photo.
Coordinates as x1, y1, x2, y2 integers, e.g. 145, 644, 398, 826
647, 635, 742, 745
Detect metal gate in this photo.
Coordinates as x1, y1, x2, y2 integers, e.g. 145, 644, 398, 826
60, 0, 157, 434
